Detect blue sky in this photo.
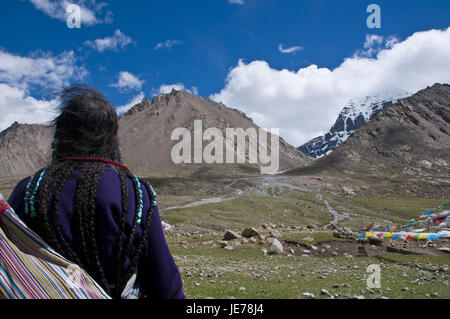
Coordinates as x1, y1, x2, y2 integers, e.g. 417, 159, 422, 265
1, 0, 450, 146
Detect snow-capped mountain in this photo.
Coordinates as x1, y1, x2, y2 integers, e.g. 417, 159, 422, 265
298, 92, 411, 158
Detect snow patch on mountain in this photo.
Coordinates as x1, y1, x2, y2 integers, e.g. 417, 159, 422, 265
299, 92, 412, 158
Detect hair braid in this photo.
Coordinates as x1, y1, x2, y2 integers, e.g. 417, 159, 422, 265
115, 171, 141, 293
30, 163, 67, 253
80, 162, 112, 294
112, 168, 130, 298
47, 161, 80, 264
73, 163, 95, 269
123, 179, 156, 283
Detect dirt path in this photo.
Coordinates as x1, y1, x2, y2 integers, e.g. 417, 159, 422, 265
161, 173, 355, 226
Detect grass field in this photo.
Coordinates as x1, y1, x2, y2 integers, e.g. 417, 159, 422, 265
168, 233, 450, 299
160, 182, 450, 299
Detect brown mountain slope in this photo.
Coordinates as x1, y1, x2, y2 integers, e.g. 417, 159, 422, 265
0, 90, 311, 181
0, 122, 53, 183
302, 83, 450, 178
118, 89, 311, 177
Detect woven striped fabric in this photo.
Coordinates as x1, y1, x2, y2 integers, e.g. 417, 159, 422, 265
0, 198, 112, 299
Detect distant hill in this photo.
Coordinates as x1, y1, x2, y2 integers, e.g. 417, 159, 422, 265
297, 83, 450, 177
0, 90, 311, 181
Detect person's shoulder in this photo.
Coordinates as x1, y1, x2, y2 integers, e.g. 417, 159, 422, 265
7, 175, 33, 213
9, 176, 32, 199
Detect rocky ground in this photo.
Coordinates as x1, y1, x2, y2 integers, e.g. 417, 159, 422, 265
154, 173, 450, 299
164, 223, 449, 299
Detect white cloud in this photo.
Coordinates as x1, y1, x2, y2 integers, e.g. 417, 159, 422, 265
0, 49, 87, 91
157, 83, 187, 94
212, 27, 450, 147
278, 44, 303, 54
116, 92, 145, 115
0, 84, 58, 132
110, 71, 144, 91
357, 34, 384, 57
27, 0, 113, 26
154, 39, 183, 51
155, 83, 198, 95
0, 49, 87, 131
229, 0, 245, 5
84, 29, 134, 52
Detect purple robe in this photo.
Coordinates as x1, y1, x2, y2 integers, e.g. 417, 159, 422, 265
8, 164, 185, 299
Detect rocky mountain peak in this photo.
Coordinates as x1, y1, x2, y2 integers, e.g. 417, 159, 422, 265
307, 82, 450, 178
299, 91, 411, 158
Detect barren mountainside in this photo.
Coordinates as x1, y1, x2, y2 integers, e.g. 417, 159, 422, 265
307, 83, 450, 177
0, 122, 53, 183
118, 90, 311, 176
0, 90, 311, 181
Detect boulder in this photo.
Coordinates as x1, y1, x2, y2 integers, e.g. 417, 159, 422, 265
241, 227, 260, 238
333, 227, 354, 239
223, 230, 240, 241
268, 238, 284, 255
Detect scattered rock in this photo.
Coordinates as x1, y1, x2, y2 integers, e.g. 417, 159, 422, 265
333, 227, 354, 239
218, 240, 228, 248
438, 247, 450, 253
320, 289, 330, 296
269, 229, 281, 238
343, 187, 356, 196
302, 292, 316, 299
161, 221, 173, 230
242, 227, 260, 238
419, 160, 432, 168
268, 238, 284, 255
223, 230, 240, 241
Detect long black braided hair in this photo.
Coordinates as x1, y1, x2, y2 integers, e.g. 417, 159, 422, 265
24, 85, 155, 298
